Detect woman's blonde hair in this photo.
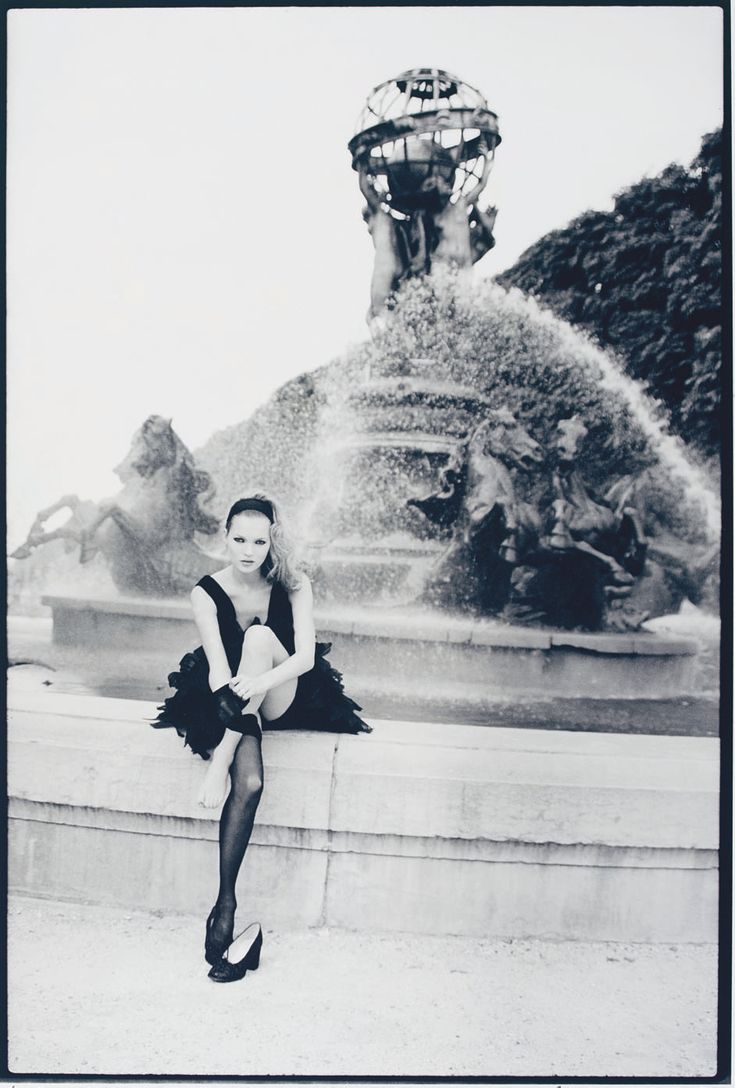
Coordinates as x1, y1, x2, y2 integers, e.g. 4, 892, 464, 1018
225, 491, 302, 591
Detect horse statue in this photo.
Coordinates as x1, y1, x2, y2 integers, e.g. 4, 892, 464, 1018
408, 411, 660, 630
601, 469, 720, 624
498, 416, 648, 629
543, 417, 647, 583
407, 408, 544, 612
10, 416, 223, 596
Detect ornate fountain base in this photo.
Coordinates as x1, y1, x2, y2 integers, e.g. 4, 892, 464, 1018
303, 370, 490, 605
310, 539, 441, 603
39, 593, 707, 706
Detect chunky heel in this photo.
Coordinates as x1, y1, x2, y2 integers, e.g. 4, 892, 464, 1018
245, 936, 262, 971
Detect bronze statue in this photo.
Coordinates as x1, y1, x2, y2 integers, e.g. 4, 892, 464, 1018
602, 470, 720, 625
10, 416, 222, 596
350, 68, 502, 319
406, 409, 716, 631
359, 168, 407, 321
407, 409, 543, 612
505, 418, 713, 630
468, 203, 498, 264
544, 418, 644, 587
501, 417, 646, 630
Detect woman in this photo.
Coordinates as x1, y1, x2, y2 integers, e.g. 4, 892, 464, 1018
154, 492, 370, 982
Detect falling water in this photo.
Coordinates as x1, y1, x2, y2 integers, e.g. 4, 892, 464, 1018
501, 287, 720, 539
200, 270, 721, 602
370, 270, 720, 541
143, 261, 721, 632
298, 369, 360, 554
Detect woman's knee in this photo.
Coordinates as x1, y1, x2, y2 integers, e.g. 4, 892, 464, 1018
242, 626, 273, 648
240, 624, 276, 658
244, 771, 264, 798
231, 770, 263, 805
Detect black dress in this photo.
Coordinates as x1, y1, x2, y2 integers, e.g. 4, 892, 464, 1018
153, 574, 370, 759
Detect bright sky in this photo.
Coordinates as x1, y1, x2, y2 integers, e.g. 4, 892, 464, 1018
7, 5, 723, 545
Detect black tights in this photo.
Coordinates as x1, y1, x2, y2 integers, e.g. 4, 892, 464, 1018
211, 733, 264, 944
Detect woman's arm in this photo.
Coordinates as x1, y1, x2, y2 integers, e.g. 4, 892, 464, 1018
191, 585, 232, 692
231, 577, 316, 699
191, 586, 244, 775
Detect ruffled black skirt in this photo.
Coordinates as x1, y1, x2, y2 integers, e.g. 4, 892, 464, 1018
153, 641, 370, 759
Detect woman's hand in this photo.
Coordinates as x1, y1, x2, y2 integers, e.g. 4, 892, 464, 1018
229, 673, 270, 701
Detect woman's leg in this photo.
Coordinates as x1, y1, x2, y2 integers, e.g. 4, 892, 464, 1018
203, 627, 298, 950
208, 732, 264, 950
198, 625, 296, 806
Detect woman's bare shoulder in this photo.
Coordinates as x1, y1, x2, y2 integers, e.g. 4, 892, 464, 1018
191, 568, 229, 610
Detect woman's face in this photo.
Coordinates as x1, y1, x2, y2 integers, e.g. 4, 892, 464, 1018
225, 511, 272, 574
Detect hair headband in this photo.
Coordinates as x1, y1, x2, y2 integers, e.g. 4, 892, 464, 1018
226, 497, 274, 526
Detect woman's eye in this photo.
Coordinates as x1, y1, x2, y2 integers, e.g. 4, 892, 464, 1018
255, 539, 266, 546
234, 537, 244, 543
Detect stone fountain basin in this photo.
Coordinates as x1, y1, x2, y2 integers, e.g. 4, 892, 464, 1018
7, 686, 719, 942
36, 593, 712, 707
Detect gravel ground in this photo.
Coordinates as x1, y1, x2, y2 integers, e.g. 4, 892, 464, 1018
8, 896, 718, 1078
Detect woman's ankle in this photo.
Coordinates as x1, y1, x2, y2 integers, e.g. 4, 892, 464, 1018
209, 743, 235, 772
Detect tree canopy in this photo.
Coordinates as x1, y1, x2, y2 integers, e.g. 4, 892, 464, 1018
496, 130, 723, 460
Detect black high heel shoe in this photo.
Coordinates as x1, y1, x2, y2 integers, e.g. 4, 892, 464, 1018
207, 922, 262, 983
204, 904, 234, 966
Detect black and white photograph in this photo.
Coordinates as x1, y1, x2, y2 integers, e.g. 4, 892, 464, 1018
5, 2, 728, 1078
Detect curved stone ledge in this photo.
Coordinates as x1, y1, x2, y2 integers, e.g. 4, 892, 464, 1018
8, 689, 719, 942
40, 594, 703, 701
42, 594, 699, 655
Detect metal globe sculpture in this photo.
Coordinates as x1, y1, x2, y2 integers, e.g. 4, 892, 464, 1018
348, 67, 501, 217
349, 68, 502, 319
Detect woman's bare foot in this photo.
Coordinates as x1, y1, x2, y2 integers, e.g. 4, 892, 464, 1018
198, 756, 231, 808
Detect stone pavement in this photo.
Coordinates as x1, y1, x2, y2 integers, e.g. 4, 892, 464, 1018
7, 895, 718, 1079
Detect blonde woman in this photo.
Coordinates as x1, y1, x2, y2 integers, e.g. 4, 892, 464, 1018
154, 493, 369, 981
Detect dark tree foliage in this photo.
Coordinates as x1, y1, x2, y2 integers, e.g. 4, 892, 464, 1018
496, 130, 722, 459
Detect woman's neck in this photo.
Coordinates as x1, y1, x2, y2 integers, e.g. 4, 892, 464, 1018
227, 564, 269, 590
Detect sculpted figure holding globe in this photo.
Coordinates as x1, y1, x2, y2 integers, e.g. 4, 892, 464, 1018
349, 68, 502, 319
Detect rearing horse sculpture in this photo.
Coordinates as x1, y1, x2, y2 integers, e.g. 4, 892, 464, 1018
545, 417, 646, 587
407, 409, 544, 612
602, 469, 720, 621
10, 416, 223, 596
501, 416, 649, 630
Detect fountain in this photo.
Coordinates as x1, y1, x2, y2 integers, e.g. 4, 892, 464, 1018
8, 66, 721, 953
298, 69, 503, 602
9, 68, 719, 709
